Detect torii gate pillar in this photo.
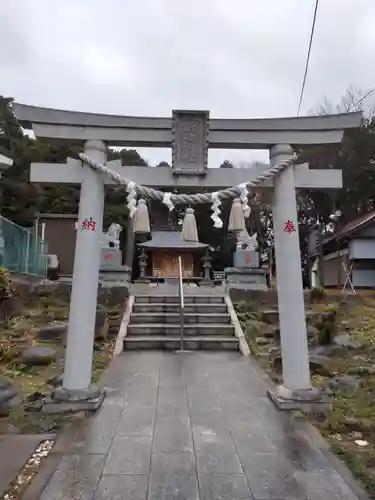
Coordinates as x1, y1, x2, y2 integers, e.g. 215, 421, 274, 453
268, 144, 326, 409
52, 140, 106, 410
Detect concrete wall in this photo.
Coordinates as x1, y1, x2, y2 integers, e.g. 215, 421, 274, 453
36, 215, 77, 276
349, 238, 375, 259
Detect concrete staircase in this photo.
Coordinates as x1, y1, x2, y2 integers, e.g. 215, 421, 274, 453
124, 294, 239, 351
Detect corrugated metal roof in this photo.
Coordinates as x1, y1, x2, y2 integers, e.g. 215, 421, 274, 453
335, 210, 375, 239
138, 230, 208, 250
323, 209, 375, 244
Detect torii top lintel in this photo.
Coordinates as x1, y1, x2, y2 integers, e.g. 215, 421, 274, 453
13, 103, 362, 189
13, 103, 361, 150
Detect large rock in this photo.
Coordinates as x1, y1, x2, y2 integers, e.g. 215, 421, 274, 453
38, 321, 67, 342
309, 354, 333, 376
47, 374, 64, 387
273, 351, 333, 376
95, 309, 108, 340
0, 375, 19, 415
37, 310, 108, 342
0, 296, 22, 321
348, 365, 375, 376
329, 375, 360, 395
19, 346, 56, 365
261, 325, 279, 339
307, 324, 320, 339
333, 333, 360, 349
255, 337, 270, 346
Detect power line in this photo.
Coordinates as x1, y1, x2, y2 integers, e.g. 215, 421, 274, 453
297, 0, 319, 116
348, 87, 375, 112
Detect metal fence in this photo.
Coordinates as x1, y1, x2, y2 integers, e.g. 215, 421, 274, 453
0, 215, 48, 277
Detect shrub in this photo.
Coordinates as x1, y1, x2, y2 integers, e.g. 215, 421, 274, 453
310, 287, 326, 302
0, 267, 15, 303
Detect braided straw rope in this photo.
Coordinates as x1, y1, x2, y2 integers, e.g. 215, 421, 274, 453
79, 153, 297, 205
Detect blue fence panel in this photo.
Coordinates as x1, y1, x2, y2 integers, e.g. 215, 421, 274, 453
0, 216, 48, 277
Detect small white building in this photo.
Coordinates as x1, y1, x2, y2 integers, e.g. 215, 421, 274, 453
309, 210, 375, 289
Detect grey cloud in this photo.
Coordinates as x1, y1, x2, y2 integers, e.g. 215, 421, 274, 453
1, 0, 374, 166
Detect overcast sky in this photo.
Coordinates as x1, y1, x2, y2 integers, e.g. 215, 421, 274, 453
1, 0, 374, 166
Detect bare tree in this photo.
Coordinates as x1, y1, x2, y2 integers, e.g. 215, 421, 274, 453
312, 85, 375, 117
234, 160, 262, 169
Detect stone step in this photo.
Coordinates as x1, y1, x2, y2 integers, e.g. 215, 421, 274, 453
130, 313, 231, 325
124, 335, 239, 351
127, 324, 234, 336
134, 295, 225, 305
132, 303, 228, 314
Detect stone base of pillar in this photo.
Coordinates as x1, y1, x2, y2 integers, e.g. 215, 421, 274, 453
200, 279, 214, 287
267, 385, 331, 412
42, 385, 105, 414
225, 267, 268, 291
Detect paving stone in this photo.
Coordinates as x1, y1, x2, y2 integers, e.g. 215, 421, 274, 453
88, 404, 124, 424
233, 433, 278, 455
149, 452, 199, 500
190, 409, 229, 437
69, 422, 117, 454
198, 474, 253, 500
125, 389, 157, 407
23, 351, 365, 500
103, 435, 153, 475
157, 386, 186, 405
93, 474, 148, 500
39, 454, 106, 500
156, 401, 189, 419
239, 452, 306, 499
117, 407, 155, 436
194, 434, 244, 474
294, 470, 361, 500
153, 420, 193, 453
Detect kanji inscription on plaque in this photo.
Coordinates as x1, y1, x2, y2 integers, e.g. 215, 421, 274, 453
172, 110, 209, 175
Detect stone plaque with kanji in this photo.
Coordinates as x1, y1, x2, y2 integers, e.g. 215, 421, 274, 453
233, 250, 260, 269
172, 110, 209, 175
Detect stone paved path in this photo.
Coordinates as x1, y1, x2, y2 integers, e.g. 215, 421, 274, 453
36, 352, 366, 500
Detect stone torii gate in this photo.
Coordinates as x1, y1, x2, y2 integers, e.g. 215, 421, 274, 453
13, 103, 361, 411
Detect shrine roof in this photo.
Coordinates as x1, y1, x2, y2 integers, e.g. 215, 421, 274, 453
138, 230, 208, 250
324, 209, 375, 244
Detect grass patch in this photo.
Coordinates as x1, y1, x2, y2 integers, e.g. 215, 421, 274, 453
0, 291, 115, 435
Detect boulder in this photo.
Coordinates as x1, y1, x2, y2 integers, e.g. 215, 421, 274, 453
19, 346, 56, 365
329, 375, 360, 395
348, 365, 375, 376
0, 376, 19, 415
333, 333, 360, 349
261, 325, 279, 339
273, 352, 333, 376
47, 374, 64, 387
309, 354, 333, 376
255, 337, 270, 346
307, 325, 320, 339
95, 309, 108, 340
309, 345, 336, 357
268, 346, 280, 357
38, 321, 67, 342
0, 296, 22, 321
